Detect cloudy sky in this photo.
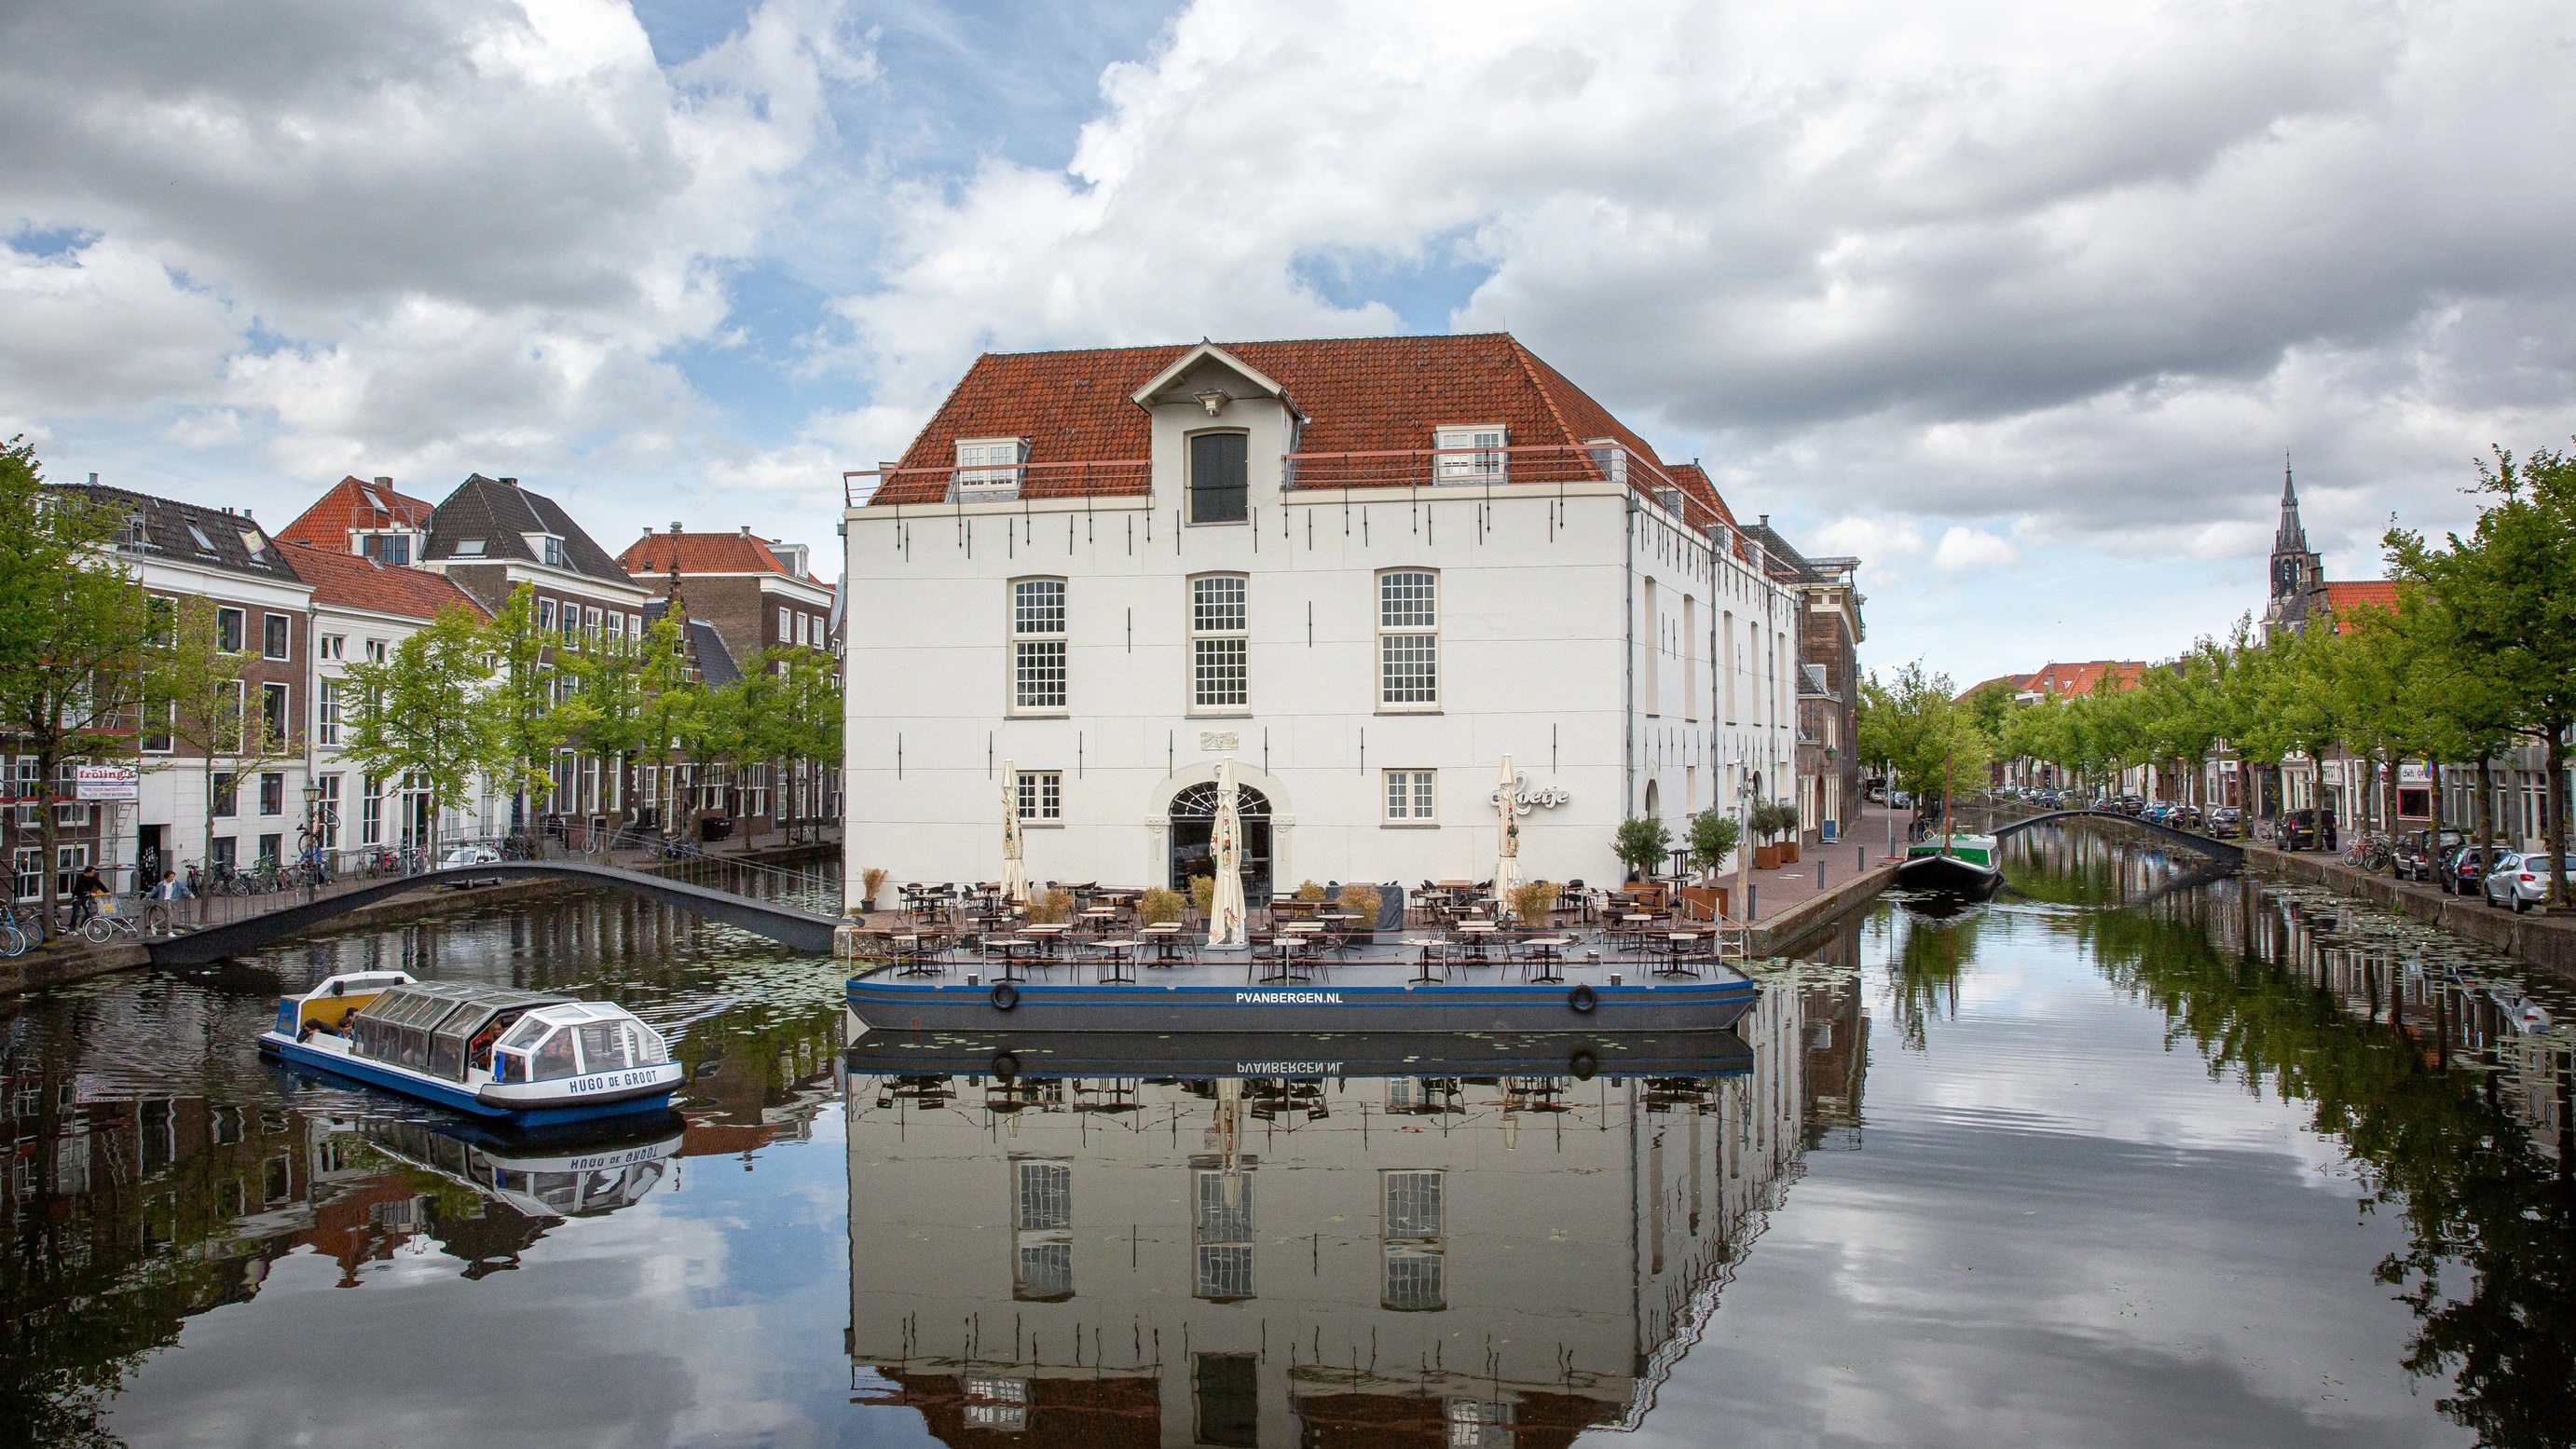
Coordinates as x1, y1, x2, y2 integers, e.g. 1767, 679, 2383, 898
7, 0, 2573, 684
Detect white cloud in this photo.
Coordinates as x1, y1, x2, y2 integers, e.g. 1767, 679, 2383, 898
1931, 526, 2021, 572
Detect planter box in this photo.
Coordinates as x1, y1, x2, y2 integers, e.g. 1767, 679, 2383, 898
1781, 841, 1801, 864
1753, 844, 1786, 870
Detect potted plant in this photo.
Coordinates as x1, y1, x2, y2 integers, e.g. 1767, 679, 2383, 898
1295, 879, 1327, 900
1336, 882, 1384, 943
1770, 802, 1804, 863
1032, 886, 1074, 925
1189, 874, 1215, 923
1140, 885, 1185, 925
1614, 816, 1672, 882
860, 867, 887, 915
1687, 808, 1741, 879
1507, 878, 1557, 929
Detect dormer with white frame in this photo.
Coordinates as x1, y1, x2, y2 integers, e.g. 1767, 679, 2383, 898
951, 437, 1029, 503
1130, 344, 1305, 526
1434, 423, 1508, 485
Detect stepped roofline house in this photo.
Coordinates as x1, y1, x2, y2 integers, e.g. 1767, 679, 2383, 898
838, 334, 1807, 899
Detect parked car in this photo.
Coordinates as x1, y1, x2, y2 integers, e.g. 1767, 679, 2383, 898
2282, 808, 2341, 851
2485, 853, 2576, 911
438, 843, 504, 887
2444, 844, 2496, 895
1890, 789, 1913, 809
2392, 828, 2464, 882
2114, 795, 2145, 817
2207, 805, 2241, 839
2170, 805, 2205, 831
2143, 801, 2175, 825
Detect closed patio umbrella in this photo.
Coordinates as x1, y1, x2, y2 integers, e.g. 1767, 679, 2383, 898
1208, 758, 1249, 950
1000, 759, 1030, 906
1494, 755, 1522, 908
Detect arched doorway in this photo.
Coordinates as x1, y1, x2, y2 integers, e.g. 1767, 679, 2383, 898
1170, 782, 1272, 900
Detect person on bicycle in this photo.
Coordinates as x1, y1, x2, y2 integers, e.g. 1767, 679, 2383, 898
69, 863, 108, 928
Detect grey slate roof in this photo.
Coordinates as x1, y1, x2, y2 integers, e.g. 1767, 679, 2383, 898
642, 601, 741, 687
423, 474, 637, 589
58, 484, 307, 586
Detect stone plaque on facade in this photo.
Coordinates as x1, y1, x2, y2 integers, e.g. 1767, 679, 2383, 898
1199, 731, 1240, 751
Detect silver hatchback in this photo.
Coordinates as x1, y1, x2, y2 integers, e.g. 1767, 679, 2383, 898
2485, 853, 2576, 911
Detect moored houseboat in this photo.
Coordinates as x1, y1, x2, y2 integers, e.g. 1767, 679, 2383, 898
260, 972, 684, 1127
1895, 834, 2004, 899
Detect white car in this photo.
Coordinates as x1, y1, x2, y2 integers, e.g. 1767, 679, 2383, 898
438, 844, 505, 885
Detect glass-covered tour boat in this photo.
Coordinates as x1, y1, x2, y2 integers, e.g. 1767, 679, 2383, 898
259, 971, 684, 1127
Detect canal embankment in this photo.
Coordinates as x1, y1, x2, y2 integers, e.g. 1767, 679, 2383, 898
2246, 842, 2576, 978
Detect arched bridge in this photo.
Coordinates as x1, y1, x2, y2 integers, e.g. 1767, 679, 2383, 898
147, 861, 843, 967
1991, 809, 2243, 867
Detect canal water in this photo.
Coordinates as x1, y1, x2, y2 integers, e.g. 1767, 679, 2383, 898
3, 829, 2571, 1446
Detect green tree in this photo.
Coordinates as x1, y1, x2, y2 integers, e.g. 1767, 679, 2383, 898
477, 585, 571, 829
1612, 815, 1672, 880
630, 608, 701, 833
0, 445, 154, 921
148, 595, 303, 874
767, 647, 843, 841
339, 605, 490, 858
1858, 662, 1992, 814
2388, 444, 2576, 905
1685, 806, 1741, 879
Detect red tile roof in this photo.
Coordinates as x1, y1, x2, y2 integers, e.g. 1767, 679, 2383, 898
277, 541, 489, 622
2020, 661, 2145, 697
2325, 580, 2403, 631
867, 334, 1712, 513
278, 477, 436, 549
618, 530, 799, 578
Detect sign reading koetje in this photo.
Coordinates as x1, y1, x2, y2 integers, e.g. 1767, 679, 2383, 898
74, 765, 139, 801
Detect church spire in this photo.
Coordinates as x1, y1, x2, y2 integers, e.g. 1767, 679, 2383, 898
2274, 453, 2307, 554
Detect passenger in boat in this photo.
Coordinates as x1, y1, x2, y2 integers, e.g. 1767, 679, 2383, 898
468, 1020, 503, 1073
298, 1015, 341, 1043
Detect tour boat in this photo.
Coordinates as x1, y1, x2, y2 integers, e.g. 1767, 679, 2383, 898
260, 971, 685, 1127
1895, 834, 2004, 899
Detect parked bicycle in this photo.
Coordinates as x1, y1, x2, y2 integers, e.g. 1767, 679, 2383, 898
79, 895, 152, 945
0, 903, 31, 958
2346, 833, 2394, 873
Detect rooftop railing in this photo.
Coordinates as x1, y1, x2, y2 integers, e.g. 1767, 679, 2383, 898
1282, 442, 1742, 546
843, 460, 1152, 510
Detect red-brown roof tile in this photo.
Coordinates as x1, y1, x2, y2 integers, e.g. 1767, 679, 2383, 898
2324, 581, 2402, 630
277, 541, 489, 622
278, 477, 436, 549
617, 531, 797, 578
868, 334, 1717, 515
2019, 661, 2145, 697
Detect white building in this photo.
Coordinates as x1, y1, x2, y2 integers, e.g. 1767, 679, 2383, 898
839, 335, 1802, 899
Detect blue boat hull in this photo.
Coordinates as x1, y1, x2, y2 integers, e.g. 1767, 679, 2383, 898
259, 1033, 678, 1128
845, 977, 1758, 1035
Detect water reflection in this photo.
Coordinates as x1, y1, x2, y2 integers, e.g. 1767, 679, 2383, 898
842, 964, 1865, 1447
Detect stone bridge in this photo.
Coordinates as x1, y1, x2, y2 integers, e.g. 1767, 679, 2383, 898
147, 860, 843, 967
1990, 809, 2244, 868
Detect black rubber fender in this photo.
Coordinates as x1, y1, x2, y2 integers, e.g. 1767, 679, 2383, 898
990, 981, 1020, 1011
1569, 1049, 1598, 1081
1568, 983, 1597, 1015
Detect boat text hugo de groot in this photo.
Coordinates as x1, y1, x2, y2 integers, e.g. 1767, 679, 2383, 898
844, 969, 1759, 1035
259, 972, 684, 1127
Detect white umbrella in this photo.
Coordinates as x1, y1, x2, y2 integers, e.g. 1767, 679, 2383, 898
1000, 759, 1030, 906
1208, 758, 1249, 950
1493, 755, 1522, 909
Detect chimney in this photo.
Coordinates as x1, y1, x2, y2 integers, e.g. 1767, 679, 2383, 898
739, 526, 750, 537
88, 472, 98, 485
499, 476, 519, 487
642, 526, 653, 539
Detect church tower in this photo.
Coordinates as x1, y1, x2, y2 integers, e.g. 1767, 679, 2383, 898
2265, 459, 2326, 636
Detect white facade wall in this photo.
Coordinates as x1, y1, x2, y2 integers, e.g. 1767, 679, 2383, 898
131, 557, 313, 881
308, 601, 504, 854
841, 390, 1798, 897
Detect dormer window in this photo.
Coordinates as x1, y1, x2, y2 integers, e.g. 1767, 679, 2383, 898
529, 534, 568, 568
358, 530, 417, 567
952, 438, 1028, 502
1434, 426, 1506, 485
1585, 438, 1626, 486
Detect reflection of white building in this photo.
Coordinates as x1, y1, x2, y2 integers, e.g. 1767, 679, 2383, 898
843, 973, 1834, 1446
839, 335, 1802, 899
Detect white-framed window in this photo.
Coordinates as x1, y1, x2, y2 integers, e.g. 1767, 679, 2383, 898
142, 698, 174, 755
318, 773, 341, 851
583, 606, 602, 637
779, 606, 792, 641
561, 604, 582, 641
317, 679, 340, 746
1434, 425, 1506, 485
954, 437, 1029, 502
626, 612, 642, 636
362, 773, 383, 844
1016, 771, 1062, 823
212, 772, 239, 818
11, 847, 40, 902
263, 613, 290, 661
606, 611, 625, 640
226, 679, 247, 753
1377, 570, 1439, 709
364, 637, 386, 663
1194, 1169, 1254, 1301
1383, 770, 1436, 824
359, 530, 414, 567
320, 634, 345, 662
216, 607, 246, 653
538, 598, 558, 633
1011, 579, 1067, 711
1380, 1169, 1446, 1312
1189, 575, 1248, 709
541, 536, 568, 568
1011, 1157, 1072, 1302
262, 682, 290, 751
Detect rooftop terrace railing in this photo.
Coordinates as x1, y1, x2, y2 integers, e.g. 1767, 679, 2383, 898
1284, 443, 1744, 546
843, 460, 1152, 510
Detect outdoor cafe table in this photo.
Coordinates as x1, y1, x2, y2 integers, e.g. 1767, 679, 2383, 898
1651, 932, 1706, 978
1519, 935, 1576, 984
983, 936, 1044, 982
889, 932, 949, 977
1452, 922, 1498, 965
1082, 937, 1141, 984
1253, 935, 1317, 984
1138, 922, 1188, 964
1018, 923, 1072, 957
1400, 936, 1450, 984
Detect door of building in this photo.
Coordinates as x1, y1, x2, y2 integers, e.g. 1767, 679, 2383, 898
1170, 782, 1272, 901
